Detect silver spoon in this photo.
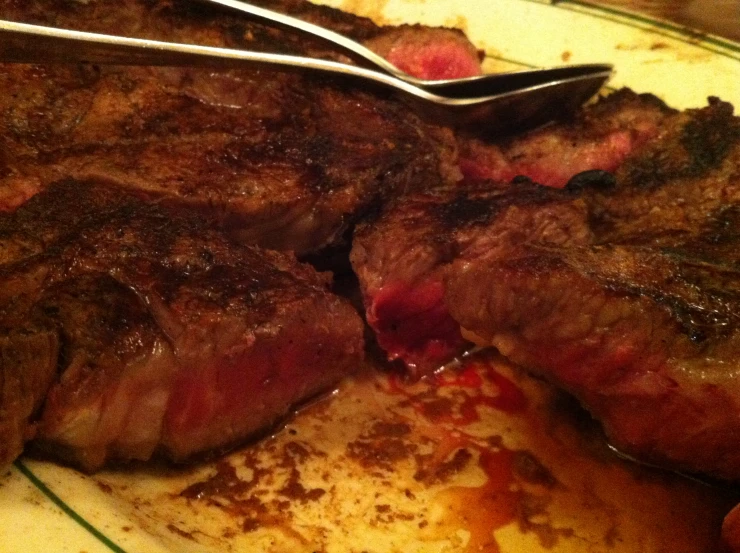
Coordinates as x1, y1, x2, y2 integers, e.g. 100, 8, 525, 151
197, 0, 606, 100
0, 19, 613, 135
196, 0, 503, 96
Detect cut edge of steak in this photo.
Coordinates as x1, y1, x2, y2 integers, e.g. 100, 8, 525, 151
444, 240, 740, 480
0, 327, 59, 469
351, 88, 670, 375
0, 180, 365, 472
351, 180, 593, 375
352, 91, 740, 482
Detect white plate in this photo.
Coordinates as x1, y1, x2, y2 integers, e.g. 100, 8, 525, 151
2, 1, 740, 552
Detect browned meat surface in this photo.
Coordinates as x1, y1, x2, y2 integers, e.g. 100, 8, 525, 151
0, 0, 476, 254
352, 90, 671, 374
0, 180, 364, 471
352, 93, 740, 478
444, 98, 740, 479
724, 504, 740, 552
458, 89, 676, 187
351, 180, 592, 373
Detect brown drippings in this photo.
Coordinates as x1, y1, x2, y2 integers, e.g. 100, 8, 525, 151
414, 447, 472, 484
180, 461, 255, 501
278, 470, 325, 503
383, 359, 567, 551
178, 441, 326, 538
512, 451, 557, 488
88, 352, 737, 552
166, 523, 196, 541
346, 436, 417, 472
96, 482, 113, 495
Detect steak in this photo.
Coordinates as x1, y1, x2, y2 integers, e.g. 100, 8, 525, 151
353, 92, 740, 478
351, 180, 593, 373
0, 180, 364, 471
0, 0, 478, 254
442, 97, 740, 479
351, 90, 674, 374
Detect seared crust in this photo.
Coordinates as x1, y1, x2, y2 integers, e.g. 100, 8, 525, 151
351, 90, 674, 373
0, 180, 365, 471
458, 89, 676, 187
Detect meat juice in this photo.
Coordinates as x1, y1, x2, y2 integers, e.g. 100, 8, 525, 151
82, 351, 736, 553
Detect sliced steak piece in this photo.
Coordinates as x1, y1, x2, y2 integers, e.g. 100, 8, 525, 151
0, 180, 364, 471
443, 98, 740, 479
351, 181, 592, 374
0, 0, 476, 253
458, 89, 676, 187
362, 26, 483, 80
352, 89, 670, 373
0, 327, 58, 471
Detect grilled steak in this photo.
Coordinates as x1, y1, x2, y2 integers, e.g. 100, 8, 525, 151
351, 180, 593, 373
0, 0, 478, 254
442, 97, 740, 479
0, 180, 364, 471
353, 92, 740, 478
351, 90, 674, 373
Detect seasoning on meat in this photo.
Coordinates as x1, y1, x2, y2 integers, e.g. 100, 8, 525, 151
444, 98, 740, 479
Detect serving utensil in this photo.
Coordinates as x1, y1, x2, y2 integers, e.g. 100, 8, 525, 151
0, 18, 612, 134
196, 0, 569, 98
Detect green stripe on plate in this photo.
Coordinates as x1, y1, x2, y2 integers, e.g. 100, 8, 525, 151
14, 460, 128, 553
519, 0, 740, 62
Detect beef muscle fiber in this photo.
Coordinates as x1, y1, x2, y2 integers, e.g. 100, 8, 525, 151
352, 90, 674, 374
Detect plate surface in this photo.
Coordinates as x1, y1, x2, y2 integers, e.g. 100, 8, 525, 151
2, 1, 740, 552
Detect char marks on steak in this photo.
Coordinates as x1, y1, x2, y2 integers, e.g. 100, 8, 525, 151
352, 91, 669, 374
0, 180, 364, 471
443, 97, 740, 479
0, 0, 477, 254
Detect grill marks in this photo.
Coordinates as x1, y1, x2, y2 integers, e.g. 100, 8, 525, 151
0, 63, 453, 253
0, 0, 487, 471
351, 181, 593, 373
351, 92, 740, 478
2, 0, 740, 489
